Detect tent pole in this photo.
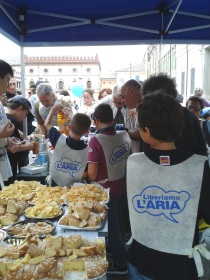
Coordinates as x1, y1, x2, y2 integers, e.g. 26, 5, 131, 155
20, 35, 27, 137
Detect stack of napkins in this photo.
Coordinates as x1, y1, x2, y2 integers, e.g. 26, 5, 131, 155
20, 164, 45, 174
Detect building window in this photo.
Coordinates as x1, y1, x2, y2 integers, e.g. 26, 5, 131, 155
58, 68, 62, 73
181, 72, 185, 96
190, 68, 195, 94
44, 68, 48, 73
59, 81, 64, 89
171, 46, 176, 70
136, 75, 140, 81
72, 68, 77, 73
87, 80, 92, 88
29, 68, 34, 74
86, 68, 91, 73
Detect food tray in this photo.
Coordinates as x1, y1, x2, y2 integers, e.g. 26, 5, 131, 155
57, 212, 106, 231
24, 205, 64, 220
65, 183, 110, 204
6, 219, 56, 238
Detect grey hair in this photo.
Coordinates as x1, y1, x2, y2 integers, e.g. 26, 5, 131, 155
36, 83, 54, 96
112, 85, 121, 98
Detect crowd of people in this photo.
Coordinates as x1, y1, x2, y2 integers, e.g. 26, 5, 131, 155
0, 58, 210, 279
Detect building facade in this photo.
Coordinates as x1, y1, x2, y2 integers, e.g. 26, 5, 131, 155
146, 44, 210, 104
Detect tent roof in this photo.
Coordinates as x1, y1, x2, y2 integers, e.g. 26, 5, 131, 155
1, 0, 210, 47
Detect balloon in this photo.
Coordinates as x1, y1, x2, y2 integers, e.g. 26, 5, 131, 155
71, 83, 84, 98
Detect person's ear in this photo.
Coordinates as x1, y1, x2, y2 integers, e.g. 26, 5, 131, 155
18, 105, 24, 112
144, 127, 151, 136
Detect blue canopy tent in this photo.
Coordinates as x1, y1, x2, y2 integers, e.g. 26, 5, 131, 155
1, 0, 210, 94
1, 0, 210, 47
1, 0, 210, 134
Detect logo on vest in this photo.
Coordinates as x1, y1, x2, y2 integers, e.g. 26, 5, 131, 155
55, 157, 83, 178
109, 142, 129, 164
132, 186, 190, 223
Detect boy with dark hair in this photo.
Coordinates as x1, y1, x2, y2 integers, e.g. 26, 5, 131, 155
44, 104, 91, 186
127, 91, 210, 280
87, 103, 131, 274
0, 59, 15, 187
142, 73, 207, 155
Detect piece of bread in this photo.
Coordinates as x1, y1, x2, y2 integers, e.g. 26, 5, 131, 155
45, 247, 57, 257
92, 202, 107, 213
6, 251, 20, 259
36, 257, 57, 275
0, 263, 7, 278
19, 241, 29, 257
86, 213, 102, 228
79, 219, 88, 228
28, 255, 45, 265
22, 264, 36, 280
0, 205, 6, 215
0, 246, 6, 258
67, 214, 81, 227
6, 201, 18, 214
63, 260, 85, 271
81, 246, 96, 256
28, 243, 44, 258
6, 262, 22, 272
63, 235, 82, 249
84, 260, 108, 279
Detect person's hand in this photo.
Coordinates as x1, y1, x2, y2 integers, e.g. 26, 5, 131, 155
52, 104, 63, 112
7, 137, 22, 153
0, 121, 15, 138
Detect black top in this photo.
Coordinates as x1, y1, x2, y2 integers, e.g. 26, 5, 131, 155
6, 113, 29, 160
127, 149, 210, 280
141, 107, 207, 156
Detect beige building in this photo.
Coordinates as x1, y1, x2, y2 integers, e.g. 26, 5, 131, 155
114, 63, 146, 85
24, 54, 101, 95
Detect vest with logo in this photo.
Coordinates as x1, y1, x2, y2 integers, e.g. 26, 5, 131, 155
95, 131, 131, 181
50, 134, 88, 186
127, 152, 205, 256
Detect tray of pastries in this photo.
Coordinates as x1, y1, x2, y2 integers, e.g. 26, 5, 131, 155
65, 183, 109, 204
6, 220, 56, 238
58, 201, 107, 230
0, 234, 108, 279
24, 201, 64, 220
0, 198, 28, 228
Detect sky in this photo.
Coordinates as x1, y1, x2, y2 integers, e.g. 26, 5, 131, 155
0, 34, 147, 74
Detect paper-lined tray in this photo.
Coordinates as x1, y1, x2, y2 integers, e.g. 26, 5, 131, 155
65, 183, 109, 204
57, 201, 107, 230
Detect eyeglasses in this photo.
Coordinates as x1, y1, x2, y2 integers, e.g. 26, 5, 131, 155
120, 91, 129, 98
9, 83, 16, 86
188, 106, 201, 112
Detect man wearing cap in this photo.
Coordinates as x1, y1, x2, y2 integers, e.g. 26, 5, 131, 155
34, 83, 72, 136
6, 96, 34, 178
